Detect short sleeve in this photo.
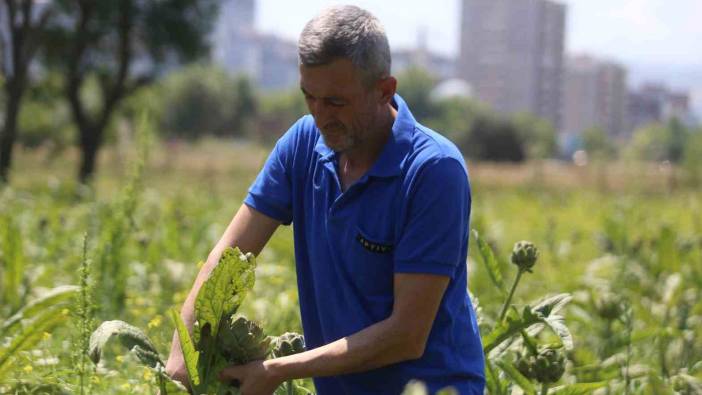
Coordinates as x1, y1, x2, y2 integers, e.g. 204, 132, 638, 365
243, 125, 298, 225
394, 157, 471, 278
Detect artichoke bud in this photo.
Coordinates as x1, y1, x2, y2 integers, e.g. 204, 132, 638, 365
218, 315, 271, 365
511, 241, 539, 272
272, 332, 305, 357
515, 348, 565, 384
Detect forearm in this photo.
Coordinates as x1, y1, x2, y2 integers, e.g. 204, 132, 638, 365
265, 314, 424, 382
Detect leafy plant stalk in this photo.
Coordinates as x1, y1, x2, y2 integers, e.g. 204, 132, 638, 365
76, 232, 94, 395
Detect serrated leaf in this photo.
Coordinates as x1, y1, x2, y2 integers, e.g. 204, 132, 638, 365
89, 320, 162, 368
472, 229, 505, 293
543, 315, 574, 350
495, 358, 536, 395
532, 293, 572, 317
548, 381, 609, 394
170, 308, 201, 388
194, 247, 256, 342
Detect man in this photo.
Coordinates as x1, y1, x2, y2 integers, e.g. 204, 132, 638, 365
166, 5, 484, 394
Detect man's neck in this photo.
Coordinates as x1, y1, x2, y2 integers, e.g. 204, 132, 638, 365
343, 103, 397, 170
338, 103, 397, 190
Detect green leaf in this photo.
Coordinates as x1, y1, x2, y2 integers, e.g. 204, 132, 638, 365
194, 247, 256, 342
89, 320, 162, 368
1, 285, 79, 338
485, 359, 506, 395
548, 381, 609, 394
170, 308, 201, 388
0, 306, 70, 376
472, 229, 505, 293
495, 358, 536, 395
543, 315, 574, 350
532, 293, 572, 317
484, 307, 542, 354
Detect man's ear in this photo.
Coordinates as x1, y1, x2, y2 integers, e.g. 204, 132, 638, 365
377, 76, 397, 104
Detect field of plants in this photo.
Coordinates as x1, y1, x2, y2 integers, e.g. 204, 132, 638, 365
1, 135, 701, 394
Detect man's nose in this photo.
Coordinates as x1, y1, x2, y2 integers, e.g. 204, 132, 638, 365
309, 100, 334, 126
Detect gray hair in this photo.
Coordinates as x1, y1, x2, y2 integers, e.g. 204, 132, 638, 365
298, 5, 391, 85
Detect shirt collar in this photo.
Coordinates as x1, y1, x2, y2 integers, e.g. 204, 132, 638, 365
314, 93, 415, 178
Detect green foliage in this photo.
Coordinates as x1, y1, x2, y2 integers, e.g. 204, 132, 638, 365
682, 129, 702, 185
625, 118, 693, 163
92, 115, 150, 316
472, 229, 505, 294
512, 113, 558, 160
17, 72, 73, 151
160, 65, 258, 139
395, 66, 437, 122
0, 286, 78, 378
4, 142, 702, 393
581, 127, 616, 160
256, 88, 308, 144
0, 212, 26, 312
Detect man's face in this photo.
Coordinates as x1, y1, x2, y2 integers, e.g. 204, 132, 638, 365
299, 58, 381, 153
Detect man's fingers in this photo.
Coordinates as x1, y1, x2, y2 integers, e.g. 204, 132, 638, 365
218, 365, 243, 382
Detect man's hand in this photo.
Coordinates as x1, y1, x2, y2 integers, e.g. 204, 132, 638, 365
164, 204, 281, 389
218, 360, 282, 395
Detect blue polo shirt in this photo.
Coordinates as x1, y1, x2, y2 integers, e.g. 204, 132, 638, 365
244, 95, 485, 394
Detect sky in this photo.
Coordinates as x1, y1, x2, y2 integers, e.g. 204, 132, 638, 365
256, 0, 702, 114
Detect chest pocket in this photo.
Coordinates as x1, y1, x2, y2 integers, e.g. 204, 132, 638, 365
344, 225, 394, 298
342, 179, 400, 298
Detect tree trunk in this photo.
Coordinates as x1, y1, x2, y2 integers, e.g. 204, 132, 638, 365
0, 81, 24, 183
78, 126, 103, 183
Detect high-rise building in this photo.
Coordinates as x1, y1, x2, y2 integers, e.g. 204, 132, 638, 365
628, 83, 694, 132
212, 0, 298, 91
562, 55, 628, 138
458, 0, 566, 128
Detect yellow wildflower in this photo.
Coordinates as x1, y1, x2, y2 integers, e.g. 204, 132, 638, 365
148, 316, 162, 329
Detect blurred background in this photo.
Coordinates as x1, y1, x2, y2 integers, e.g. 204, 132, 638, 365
1, 1, 701, 394
0, 0, 700, 185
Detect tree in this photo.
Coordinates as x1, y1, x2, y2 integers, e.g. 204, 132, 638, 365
581, 127, 616, 161
160, 65, 257, 140
512, 113, 558, 160
0, 0, 53, 183
43, 0, 218, 182
395, 66, 437, 122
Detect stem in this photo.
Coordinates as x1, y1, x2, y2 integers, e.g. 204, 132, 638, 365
540, 382, 549, 395
159, 371, 167, 395
520, 329, 538, 355
499, 270, 524, 321
286, 380, 294, 395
